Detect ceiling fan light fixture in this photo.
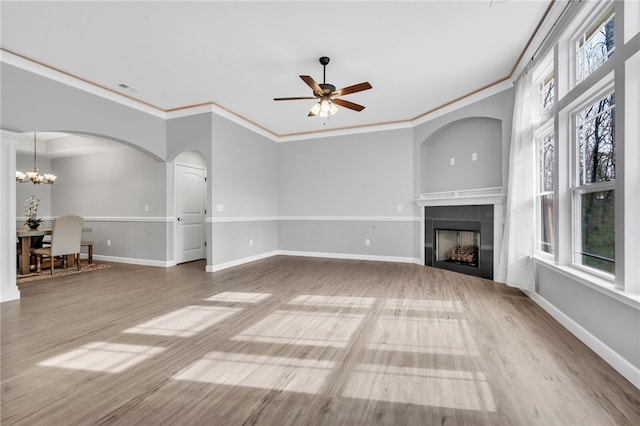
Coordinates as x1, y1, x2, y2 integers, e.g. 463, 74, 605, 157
309, 102, 321, 116
275, 56, 371, 118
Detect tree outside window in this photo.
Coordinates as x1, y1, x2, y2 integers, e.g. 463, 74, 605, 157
574, 92, 615, 274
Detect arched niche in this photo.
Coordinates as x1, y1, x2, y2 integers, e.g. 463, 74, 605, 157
420, 117, 502, 194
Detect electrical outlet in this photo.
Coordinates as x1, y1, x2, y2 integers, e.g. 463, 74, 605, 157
450, 157, 455, 166
107, 239, 111, 247
216, 204, 225, 212
249, 239, 254, 246
472, 152, 478, 161
365, 239, 370, 246
144, 204, 149, 212
397, 204, 403, 212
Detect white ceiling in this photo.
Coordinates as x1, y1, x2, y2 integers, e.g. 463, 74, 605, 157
1, 0, 555, 139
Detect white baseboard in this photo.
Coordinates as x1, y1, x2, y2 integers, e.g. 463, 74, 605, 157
206, 250, 421, 273
93, 255, 176, 268
1, 286, 21, 303
525, 290, 640, 389
207, 251, 279, 272
277, 250, 420, 265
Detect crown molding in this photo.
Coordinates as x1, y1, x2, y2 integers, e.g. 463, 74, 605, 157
1, 0, 558, 142
1, 48, 166, 119
1, 48, 516, 143
0, 47, 516, 142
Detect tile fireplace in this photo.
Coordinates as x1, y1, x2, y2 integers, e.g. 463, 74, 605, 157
415, 188, 506, 281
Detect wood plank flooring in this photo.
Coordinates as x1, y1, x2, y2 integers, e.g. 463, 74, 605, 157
2, 256, 639, 425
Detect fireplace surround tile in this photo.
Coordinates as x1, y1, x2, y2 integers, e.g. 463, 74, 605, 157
425, 205, 494, 279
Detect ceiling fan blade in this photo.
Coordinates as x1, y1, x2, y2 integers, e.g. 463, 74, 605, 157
333, 98, 365, 112
300, 75, 323, 96
332, 82, 372, 97
273, 97, 316, 101
308, 110, 318, 117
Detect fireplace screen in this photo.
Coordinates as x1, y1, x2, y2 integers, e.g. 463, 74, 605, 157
435, 229, 480, 267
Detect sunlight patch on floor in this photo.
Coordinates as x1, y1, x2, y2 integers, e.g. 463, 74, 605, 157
384, 298, 465, 312
365, 315, 479, 356
123, 305, 241, 337
342, 363, 496, 412
288, 294, 376, 309
38, 342, 165, 373
205, 291, 272, 304
232, 310, 364, 348
172, 351, 335, 394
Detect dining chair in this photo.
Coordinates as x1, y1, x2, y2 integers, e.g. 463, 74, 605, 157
33, 215, 83, 275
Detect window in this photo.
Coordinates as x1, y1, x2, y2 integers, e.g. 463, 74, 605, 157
576, 5, 615, 83
573, 91, 615, 275
538, 69, 555, 116
535, 131, 555, 255
533, 55, 555, 256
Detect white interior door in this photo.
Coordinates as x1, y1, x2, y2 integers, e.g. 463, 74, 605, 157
175, 163, 206, 264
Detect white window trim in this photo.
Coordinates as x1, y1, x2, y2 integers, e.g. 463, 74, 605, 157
534, 126, 555, 258
569, 85, 616, 280
533, 52, 556, 259
534, 0, 638, 297
569, 1, 615, 88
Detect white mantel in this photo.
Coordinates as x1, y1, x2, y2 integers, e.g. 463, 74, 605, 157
414, 186, 506, 207
414, 187, 505, 280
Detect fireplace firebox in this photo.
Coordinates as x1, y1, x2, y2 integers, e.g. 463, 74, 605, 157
435, 229, 480, 268
424, 205, 494, 279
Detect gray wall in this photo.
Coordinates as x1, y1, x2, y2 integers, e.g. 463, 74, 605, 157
52, 147, 167, 217
212, 115, 279, 218
421, 117, 503, 193
537, 264, 640, 370
210, 115, 279, 266
278, 128, 416, 260
414, 88, 515, 197
167, 113, 213, 163
1, 64, 167, 160
51, 147, 169, 262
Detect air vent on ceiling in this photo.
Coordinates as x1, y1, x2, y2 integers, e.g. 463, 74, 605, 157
117, 82, 138, 92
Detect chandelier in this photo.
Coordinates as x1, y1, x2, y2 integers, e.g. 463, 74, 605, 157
16, 132, 57, 184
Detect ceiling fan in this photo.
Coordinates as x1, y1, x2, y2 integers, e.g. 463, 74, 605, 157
274, 56, 372, 117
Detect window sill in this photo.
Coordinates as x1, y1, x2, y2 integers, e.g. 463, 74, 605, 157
533, 256, 640, 310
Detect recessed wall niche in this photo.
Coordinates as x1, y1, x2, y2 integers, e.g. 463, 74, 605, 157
420, 117, 502, 194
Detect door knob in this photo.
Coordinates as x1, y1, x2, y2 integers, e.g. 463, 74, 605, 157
177, 217, 183, 222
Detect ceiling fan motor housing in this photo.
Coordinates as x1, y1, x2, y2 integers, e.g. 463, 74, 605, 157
319, 83, 336, 95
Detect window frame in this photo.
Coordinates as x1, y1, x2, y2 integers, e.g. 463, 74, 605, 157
570, 2, 616, 88
569, 84, 616, 281
532, 53, 556, 259
534, 124, 555, 259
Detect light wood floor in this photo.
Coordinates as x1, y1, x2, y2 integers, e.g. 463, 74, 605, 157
2, 256, 639, 425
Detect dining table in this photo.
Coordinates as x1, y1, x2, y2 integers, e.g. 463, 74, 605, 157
17, 227, 92, 275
